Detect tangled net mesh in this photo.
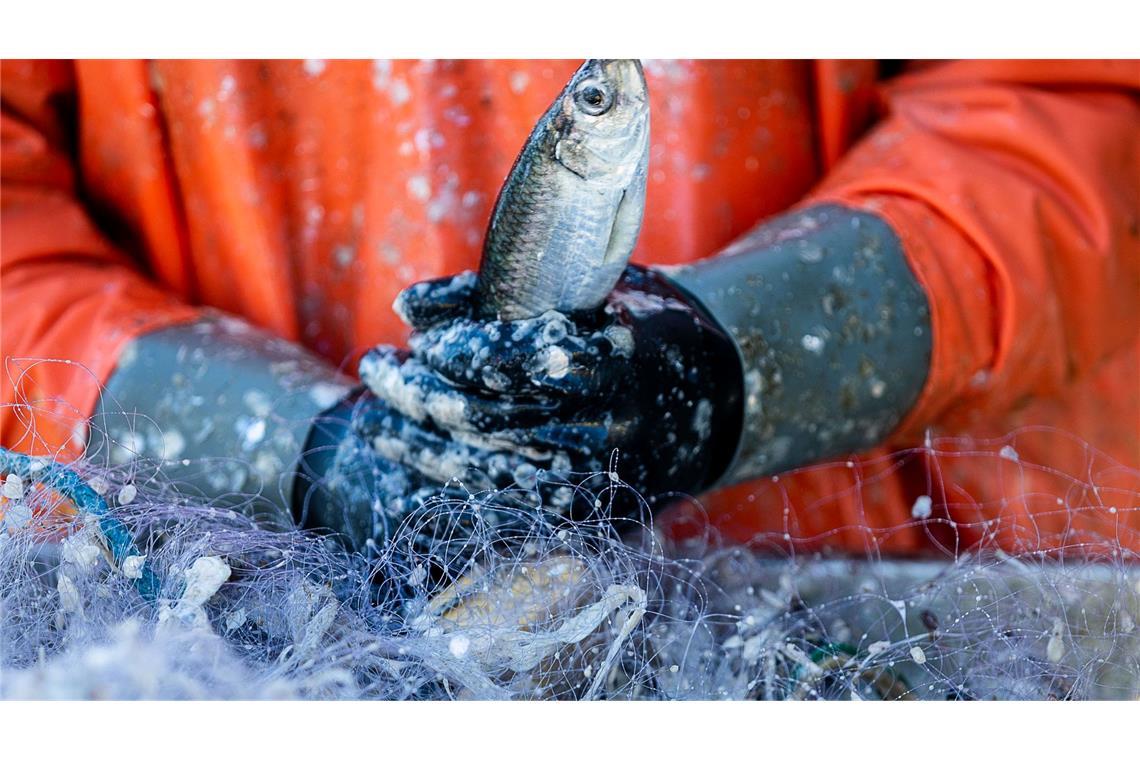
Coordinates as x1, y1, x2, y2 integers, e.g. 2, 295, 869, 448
2, 359, 1138, 699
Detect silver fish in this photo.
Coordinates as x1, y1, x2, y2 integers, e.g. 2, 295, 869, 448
477, 59, 650, 321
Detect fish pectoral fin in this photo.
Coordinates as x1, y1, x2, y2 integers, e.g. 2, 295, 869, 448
602, 186, 645, 265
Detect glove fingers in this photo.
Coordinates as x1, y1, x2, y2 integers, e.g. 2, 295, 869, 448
525, 332, 627, 396
393, 271, 479, 331
354, 398, 546, 489
408, 312, 571, 388
527, 422, 611, 463
360, 346, 561, 434
350, 394, 606, 516
410, 316, 622, 397
449, 421, 609, 474
358, 349, 597, 474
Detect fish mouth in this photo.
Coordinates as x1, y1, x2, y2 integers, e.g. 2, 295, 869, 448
598, 59, 649, 108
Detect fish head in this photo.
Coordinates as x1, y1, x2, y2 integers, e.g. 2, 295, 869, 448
547, 59, 650, 187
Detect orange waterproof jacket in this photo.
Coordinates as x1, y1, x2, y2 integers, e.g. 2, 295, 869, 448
2, 60, 1138, 555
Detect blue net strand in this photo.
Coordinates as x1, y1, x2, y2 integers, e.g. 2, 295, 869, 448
0, 446, 161, 603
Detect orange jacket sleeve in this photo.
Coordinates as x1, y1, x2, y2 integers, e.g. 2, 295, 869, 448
1, 60, 198, 454
812, 60, 1140, 438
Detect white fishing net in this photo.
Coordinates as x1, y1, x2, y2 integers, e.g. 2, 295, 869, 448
2, 361, 1138, 700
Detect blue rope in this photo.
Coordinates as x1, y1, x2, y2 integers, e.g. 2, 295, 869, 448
0, 447, 161, 603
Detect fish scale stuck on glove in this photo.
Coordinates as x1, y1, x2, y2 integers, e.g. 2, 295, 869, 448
477, 59, 650, 321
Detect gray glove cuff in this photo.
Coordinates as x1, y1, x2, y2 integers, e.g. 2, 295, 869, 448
88, 312, 356, 527
668, 204, 932, 483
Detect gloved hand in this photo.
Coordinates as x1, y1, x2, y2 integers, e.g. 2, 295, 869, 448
359, 265, 745, 510
294, 387, 427, 552
297, 385, 561, 553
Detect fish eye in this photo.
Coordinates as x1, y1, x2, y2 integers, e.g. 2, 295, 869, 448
574, 81, 613, 116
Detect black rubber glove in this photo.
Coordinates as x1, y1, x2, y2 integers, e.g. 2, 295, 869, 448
296, 384, 570, 551
295, 388, 427, 552
360, 265, 745, 510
